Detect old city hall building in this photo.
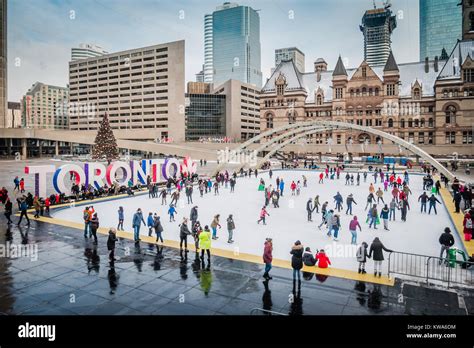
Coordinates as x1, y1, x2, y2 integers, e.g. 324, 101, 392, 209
260, 41, 474, 156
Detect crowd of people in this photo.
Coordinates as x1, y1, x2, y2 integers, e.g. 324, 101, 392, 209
2, 159, 473, 287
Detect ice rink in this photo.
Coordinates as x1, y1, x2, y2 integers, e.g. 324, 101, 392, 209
52, 169, 462, 274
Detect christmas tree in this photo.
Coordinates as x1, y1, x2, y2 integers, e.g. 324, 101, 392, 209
91, 113, 119, 161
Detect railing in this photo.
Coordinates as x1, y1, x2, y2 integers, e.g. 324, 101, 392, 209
388, 251, 474, 288
250, 308, 288, 316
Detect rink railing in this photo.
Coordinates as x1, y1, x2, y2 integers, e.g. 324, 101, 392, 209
387, 251, 474, 288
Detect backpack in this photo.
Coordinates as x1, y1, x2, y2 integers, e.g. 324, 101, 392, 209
83, 211, 89, 221
466, 218, 473, 230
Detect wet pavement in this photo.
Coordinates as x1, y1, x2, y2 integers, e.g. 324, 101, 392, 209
0, 218, 472, 315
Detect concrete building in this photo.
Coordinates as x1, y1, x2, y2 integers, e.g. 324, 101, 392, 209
419, 0, 462, 61
275, 47, 305, 73
360, 5, 397, 67
213, 79, 260, 141
6, 102, 21, 128
187, 82, 211, 94
68, 40, 185, 142
21, 82, 69, 129
211, 2, 262, 88
71, 43, 108, 61
0, 0, 6, 128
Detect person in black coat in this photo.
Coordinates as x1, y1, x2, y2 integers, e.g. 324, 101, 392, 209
179, 217, 191, 252
438, 227, 455, 264
4, 197, 13, 224
290, 240, 304, 284
302, 247, 316, 266
306, 199, 314, 222
190, 206, 198, 228
107, 228, 118, 261
368, 237, 393, 277
453, 192, 462, 213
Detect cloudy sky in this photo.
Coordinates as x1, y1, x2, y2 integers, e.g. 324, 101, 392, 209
7, 0, 419, 102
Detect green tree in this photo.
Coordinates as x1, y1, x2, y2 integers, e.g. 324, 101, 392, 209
92, 113, 119, 161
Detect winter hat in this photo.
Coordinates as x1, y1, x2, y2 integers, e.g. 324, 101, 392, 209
295, 240, 301, 245
305, 247, 311, 251
266, 237, 272, 242
444, 227, 451, 233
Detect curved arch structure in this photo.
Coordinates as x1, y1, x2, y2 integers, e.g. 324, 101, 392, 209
216, 120, 455, 181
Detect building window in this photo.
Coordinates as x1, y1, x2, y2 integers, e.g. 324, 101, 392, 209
418, 132, 424, 144
388, 118, 393, 128
387, 84, 396, 96
408, 132, 415, 143
265, 113, 274, 129
400, 119, 405, 128
420, 118, 425, 127
443, 90, 448, 98
375, 88, 379, 96
463, 131, 473, 144
463, 68, 474, 82
408, 118, 413, 128
277, 84, 284, 96
362, 87, 367, 96
350, 89, 354, 98
316, 94, 323, 105
362, 67, 367, 78
335, 88, 343, 99
413, 88, 421, 100
428, 118, 434, 127
414, 119, 419, 127
445, 106, 456, 124
445, 131, 456, 144
288, 111, 297, 124
470, 12, 474, 31
428, 132, 433, 144
336, 135, 341, 144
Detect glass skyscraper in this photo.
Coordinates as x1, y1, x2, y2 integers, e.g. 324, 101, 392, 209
210, 2, 262, 88
185, 94, 226, 141
420, 0, 462, 60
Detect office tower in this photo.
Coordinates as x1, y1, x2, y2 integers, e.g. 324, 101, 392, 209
360, 4, 397, 66
275, 47, 305, 72
21, 82, 69, 129
420, 0, 461, 60
211, 2, 262, 88
204, 13, 214, 83
71, 43, 108, 61
196, 65, 205, 82
7, 102, 21, 128
68, 40, 185, 141
0, 0, 6, 128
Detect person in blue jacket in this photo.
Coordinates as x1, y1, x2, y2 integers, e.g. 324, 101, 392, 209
132, 208, 146, 242
279, 179, 285, 197
168, 204, 178, 222
147, 212, 155, 236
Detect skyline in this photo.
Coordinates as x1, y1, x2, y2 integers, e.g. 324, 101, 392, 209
8, 0, 419, 101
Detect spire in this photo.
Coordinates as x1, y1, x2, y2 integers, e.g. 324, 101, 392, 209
332, 55, 347, 76
383, 50, 399, 72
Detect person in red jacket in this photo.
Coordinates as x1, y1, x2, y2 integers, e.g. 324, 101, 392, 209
44, 197, 51, 214
463, 212, 473, 241
316, 249, 331, 268
263, 238, 273, 280
319, 172, 324, 184
19, 178, 25, 193
290, 181, 297, 195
